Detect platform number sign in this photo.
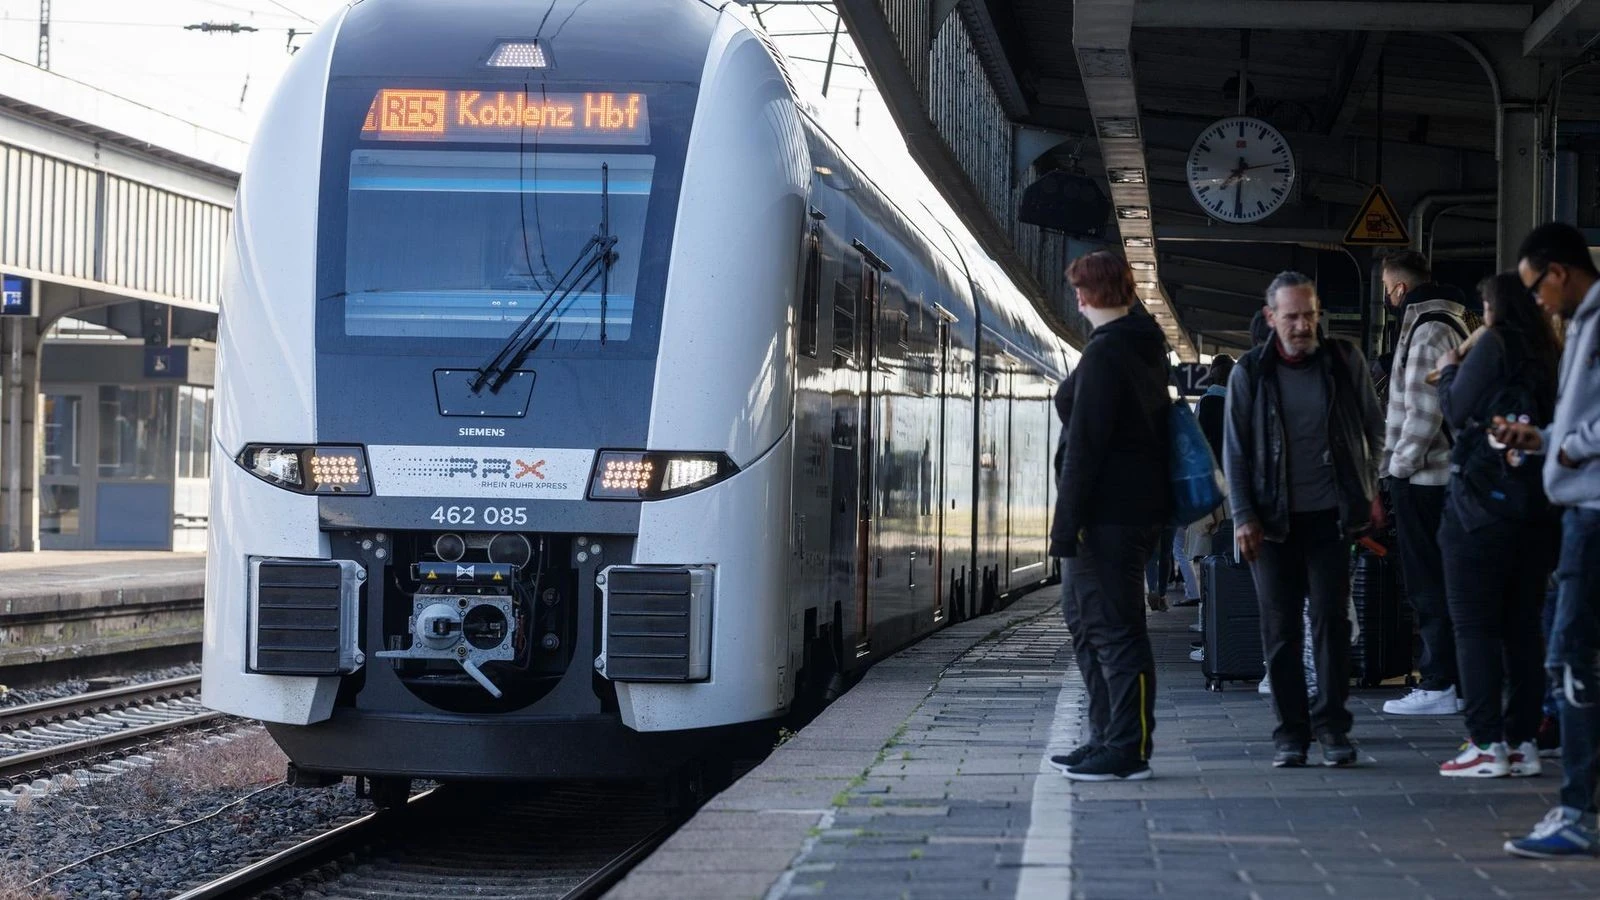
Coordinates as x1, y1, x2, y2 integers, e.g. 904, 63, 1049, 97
1173, 362, 1211, 397
1, 275, 31, 317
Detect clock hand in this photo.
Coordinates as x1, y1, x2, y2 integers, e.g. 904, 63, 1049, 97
1234, 157, 1245, 218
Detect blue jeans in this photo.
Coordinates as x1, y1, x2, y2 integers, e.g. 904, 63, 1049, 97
1549, 507, 1600, 818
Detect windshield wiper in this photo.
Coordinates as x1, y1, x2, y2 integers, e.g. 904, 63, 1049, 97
472, 164, 617, 393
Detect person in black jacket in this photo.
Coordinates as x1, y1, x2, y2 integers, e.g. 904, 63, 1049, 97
1048, 250, 1172, 782
1432, 272, 1561, 778
1224, 271, 1386, 767
1196, 354, 1234, 462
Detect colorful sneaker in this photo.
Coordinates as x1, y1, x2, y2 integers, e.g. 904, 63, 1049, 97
1508, 741, 1542, 777
1062, 747, 1152, 782
1536, 715, 1562, 759
1049, 743, 1099, 773
1383, 686, 1460, 716
1505, 808, 1599, 859
1440, 740, 1509, 777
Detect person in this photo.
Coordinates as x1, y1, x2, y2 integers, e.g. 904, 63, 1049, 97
1197, 355, 1234, 461
1491, 223, 1600, 858
1432, 272, 1561, 779
1048, 250, 1172, 782
1379, 251, 1471, 716
1176, 353, 1235, 609
1224, 271, 1385, 767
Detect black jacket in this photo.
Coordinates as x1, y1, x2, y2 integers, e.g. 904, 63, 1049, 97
1049, 306, 1172, 557
1223, 337, 1385, 542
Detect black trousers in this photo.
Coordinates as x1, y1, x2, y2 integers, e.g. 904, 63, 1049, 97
1062, 523, 1160, 760
1439, 504, 1549, 747
1251, 509, 1353, 744
1392, 479, 1456, 691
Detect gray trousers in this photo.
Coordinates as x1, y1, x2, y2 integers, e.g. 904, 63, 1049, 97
1062, 523, 1161, 760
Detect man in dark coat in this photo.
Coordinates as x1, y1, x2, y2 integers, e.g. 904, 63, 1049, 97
1048, 250, 1172, 782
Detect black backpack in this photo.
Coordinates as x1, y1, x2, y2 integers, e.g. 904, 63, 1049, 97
1450, 349, 1551, 522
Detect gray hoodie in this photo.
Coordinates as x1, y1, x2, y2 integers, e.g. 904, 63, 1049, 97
1544, 280, 1600, 510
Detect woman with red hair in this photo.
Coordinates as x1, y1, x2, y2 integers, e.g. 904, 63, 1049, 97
1049, 250, 1174, 781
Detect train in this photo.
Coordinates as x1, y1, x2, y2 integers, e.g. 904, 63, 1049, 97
200, 0, 1077, 791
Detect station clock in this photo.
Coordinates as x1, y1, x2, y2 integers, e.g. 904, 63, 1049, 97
1186, 116, 1295, 224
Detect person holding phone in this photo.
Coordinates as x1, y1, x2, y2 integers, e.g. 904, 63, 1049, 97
1491, 223, 1600, 859
1223, 272, 1386, 768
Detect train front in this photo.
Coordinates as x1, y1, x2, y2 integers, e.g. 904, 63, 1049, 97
201, 0, 810, 780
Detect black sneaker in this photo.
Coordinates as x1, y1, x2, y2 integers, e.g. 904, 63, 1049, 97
1272, 742, 1308, 768
1318, 732, 1357, 767
1048, 743, 1099, 773
1062, 747, 1152, 782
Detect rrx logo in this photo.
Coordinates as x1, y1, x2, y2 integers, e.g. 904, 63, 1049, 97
433, 457, 546, 480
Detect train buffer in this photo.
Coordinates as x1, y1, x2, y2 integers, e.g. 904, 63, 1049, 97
609, 585, 1596, 899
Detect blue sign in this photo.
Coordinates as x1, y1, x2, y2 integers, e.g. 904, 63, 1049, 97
1, 275, 30, 316
144, 346, 188, 379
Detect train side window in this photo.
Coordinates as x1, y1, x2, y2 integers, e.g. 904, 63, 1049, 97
832, 276, 858, 368
800, 233, 821, 358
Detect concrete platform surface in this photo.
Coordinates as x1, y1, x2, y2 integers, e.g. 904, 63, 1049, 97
0, 551, 204, 604
609, 584, 1600, 900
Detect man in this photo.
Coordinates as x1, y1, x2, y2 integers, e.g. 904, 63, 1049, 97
1049, 250, 1171, 782
1494, 223, 1600, 859
1224, 272, 1386, 767
1379, 251, 1470, 716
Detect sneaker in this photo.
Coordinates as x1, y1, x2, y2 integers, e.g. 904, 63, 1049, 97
1508, 741, 1542, 777
1536, 715, 1562, 759
1505, 808, 1599, 859
1062, 747, 1152, 782
1048, 743, 1099, 773
1189, 647, 1205, 663
1272, 741, 1307, 768
1258, 672, 1272, 695
1440, 740, 1509, 777
1382, 686, 1460, 716
1318, 732, 1357, 767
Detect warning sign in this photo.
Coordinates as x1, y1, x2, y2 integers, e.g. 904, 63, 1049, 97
1344, 185, 1410, 246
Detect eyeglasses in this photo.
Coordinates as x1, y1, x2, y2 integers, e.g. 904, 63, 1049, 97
1528, 267, 1551, 300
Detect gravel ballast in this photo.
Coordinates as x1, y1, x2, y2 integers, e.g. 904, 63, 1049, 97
0, 663, 203, 709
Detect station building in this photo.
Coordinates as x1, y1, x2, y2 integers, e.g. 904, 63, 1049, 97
0, 56, 241, 551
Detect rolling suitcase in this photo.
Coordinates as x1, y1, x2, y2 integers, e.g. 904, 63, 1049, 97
1350, 545, 1412, 688
1201, 550, 1264, 690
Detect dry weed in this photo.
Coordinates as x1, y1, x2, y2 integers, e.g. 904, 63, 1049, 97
0, 861, 61, 900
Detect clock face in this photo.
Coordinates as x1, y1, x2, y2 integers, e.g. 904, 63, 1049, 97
1186, 116, 1295, 224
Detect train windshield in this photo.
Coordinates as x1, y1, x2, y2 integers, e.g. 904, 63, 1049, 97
342, 149, 653, 343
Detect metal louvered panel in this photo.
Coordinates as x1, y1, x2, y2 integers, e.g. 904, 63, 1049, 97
929, 13, 1012, 231
0, 139, 230, 307
249, 558, 367, 676
877, 0, 930, 96
598, 566, 713, 683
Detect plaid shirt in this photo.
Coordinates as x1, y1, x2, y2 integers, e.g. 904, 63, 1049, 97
1382, 298, 1467, 485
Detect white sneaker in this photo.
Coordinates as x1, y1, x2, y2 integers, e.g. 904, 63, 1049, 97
1258, 672, 1272, 695
1383, 686, 1460, 716
1190, 647, 1205, 663
1440, 740, 1510, 777
1509, 741, 1543, 777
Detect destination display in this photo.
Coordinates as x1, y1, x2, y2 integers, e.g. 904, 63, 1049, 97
361, 89, 650, 145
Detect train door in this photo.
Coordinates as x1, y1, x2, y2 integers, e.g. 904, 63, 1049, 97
932, 315, 952, 624
828, 246, 879, 658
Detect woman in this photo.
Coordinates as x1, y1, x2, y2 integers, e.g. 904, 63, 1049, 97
1048, 250, 1171, 782
1433, 272, 1561, 779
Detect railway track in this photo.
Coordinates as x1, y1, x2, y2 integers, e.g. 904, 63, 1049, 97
172, 781, 676, 900
0, 675, 226, 783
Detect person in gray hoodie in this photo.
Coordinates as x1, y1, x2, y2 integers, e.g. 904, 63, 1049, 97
1494, 222, 1600, 859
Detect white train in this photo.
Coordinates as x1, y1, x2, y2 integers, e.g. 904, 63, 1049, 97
201, 0, 1076, 790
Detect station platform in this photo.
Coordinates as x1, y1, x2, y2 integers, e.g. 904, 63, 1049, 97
0, 551, 204, 681
609, 585, 1600, 900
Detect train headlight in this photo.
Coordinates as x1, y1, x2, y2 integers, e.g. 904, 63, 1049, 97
587, 451, 737, 501
238, 445, 373, 496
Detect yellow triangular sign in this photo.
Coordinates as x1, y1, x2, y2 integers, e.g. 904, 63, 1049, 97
426, 571, 438, 580
1344, 185, 1410, 246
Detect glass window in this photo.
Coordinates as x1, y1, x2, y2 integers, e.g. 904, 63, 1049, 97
343, 149, 654, 342
98, 386, 174, 480
800, 234, 820, 358
42, 394, 81, 477
41, 485, 79, 535
176, 387, 194, 477
191, 389, 212, 478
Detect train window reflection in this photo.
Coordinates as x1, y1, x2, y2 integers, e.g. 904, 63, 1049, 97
343, 149, 653, 342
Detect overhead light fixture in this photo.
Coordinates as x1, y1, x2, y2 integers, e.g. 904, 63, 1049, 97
1108, 168, 1146, 184
1117, 206, 1150, 220
1097, 117, 1139, 139
487, 40, 549, 68
1130, 261, 1155, 270
1125, 237, 1153, 248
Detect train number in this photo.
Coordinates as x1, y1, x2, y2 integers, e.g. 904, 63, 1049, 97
429, 505, 529, 526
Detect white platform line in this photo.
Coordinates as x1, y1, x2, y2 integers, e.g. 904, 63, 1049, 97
1015, 667, 1079, 899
